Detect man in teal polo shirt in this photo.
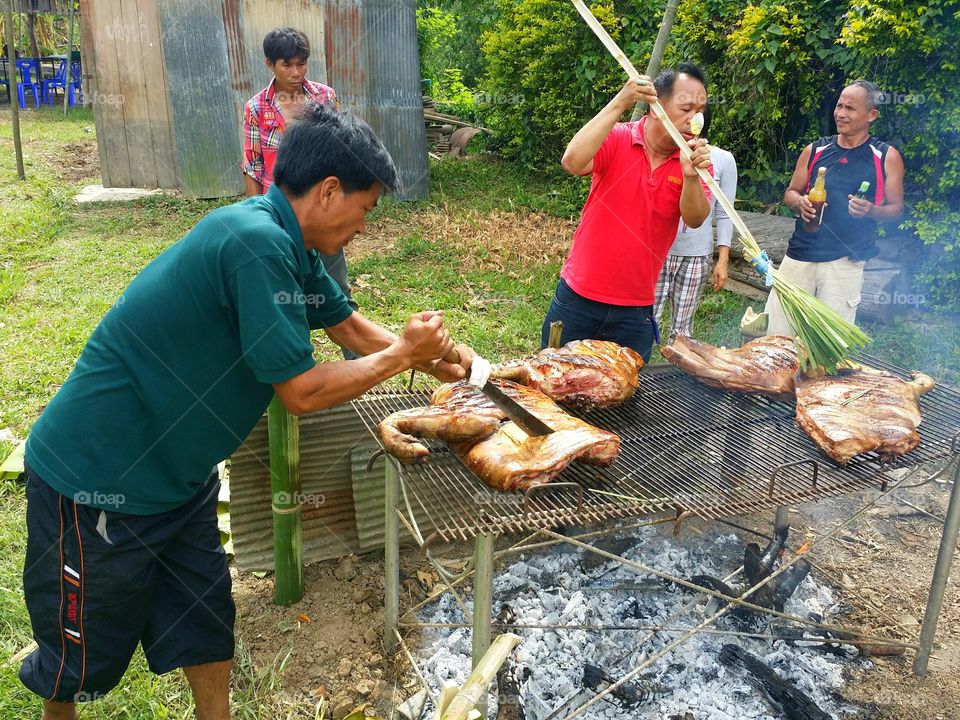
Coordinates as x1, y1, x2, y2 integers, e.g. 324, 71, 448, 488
20, 104, 473, 720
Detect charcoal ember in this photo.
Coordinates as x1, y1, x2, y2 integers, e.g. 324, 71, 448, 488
719, 644, 832, 720
582, 663, 666, 706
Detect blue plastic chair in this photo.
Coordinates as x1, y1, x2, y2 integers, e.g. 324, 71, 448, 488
70, 60, 83, 102
16, 58, 41, 108
41, 59, 74, 106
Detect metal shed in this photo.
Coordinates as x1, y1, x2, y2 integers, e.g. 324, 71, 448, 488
78, 0, 429, 199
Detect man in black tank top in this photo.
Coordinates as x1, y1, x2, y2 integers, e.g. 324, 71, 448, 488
765, 80, 904, 336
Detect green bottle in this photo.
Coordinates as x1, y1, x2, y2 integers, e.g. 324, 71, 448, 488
854, 181, 870, 200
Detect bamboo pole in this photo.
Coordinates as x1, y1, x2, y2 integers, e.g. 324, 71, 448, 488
442, 633, 522, 720
548, 320, 563, 348
384, 460, 401, 653
4, 0, 24, 180
630, 0, 680, 121
471, 533, 495, 717
268, 395, 303, 605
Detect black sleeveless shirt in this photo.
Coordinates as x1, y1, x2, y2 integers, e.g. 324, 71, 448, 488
787, 135, 891, 262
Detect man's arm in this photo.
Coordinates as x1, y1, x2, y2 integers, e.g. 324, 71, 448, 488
561, 78, 657, 176
848, 146, 904, 222
244, 175, 263, 197
274, 312, 471, 415
784, 144, 817, 222
712, 151, 738, 291
242, 102, 264, 196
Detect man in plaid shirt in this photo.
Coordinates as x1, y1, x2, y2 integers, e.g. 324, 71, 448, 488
242, 27, 359, 357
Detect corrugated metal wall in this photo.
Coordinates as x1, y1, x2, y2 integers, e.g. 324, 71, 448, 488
363, 0, 430, 199
156, 0, 244, 197
222, 0, 330, 130
83, 0, 428, 198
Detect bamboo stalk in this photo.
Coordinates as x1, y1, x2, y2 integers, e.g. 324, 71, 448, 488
441, 633, 523, 720
268, 395, 304, 605
567, 0, 870, 371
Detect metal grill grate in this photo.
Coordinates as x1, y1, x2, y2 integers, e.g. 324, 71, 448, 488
352, 356, 960, 543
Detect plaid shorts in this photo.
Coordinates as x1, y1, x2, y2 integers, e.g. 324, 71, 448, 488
653, 255, 712, 339
20, 464, 235, 703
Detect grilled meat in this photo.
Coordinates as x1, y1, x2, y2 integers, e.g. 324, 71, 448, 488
491, 339, 644, 409
378, 379, 620, 491
795, 366, 935, 464
660, 335, 800, 398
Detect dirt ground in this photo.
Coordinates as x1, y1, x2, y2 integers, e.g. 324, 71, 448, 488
232, 463, 960, 720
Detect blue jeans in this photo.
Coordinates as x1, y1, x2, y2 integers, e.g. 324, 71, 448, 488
540, 278, 659, 362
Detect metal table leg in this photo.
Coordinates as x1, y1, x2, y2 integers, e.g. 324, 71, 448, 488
472, 533, 495, 717
385, 460, 401, 654
914, 452, 960, 676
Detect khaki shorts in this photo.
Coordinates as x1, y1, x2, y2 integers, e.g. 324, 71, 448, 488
764, 256, 866, 336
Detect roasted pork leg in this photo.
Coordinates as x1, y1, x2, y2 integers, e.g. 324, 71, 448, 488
491, 339, 644, 409
378, 379, 621, 491
795, 366, 935, 464
660, 335, 800, 398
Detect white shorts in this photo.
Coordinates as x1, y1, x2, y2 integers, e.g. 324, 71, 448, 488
764, 256, 866, 336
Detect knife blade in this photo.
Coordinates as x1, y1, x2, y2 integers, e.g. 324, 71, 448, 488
443, 348, 554, 436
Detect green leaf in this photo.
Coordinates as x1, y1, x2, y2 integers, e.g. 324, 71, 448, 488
763, 57, 776, 73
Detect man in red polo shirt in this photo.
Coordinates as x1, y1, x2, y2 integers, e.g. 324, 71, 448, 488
242, 27, 359, 357
541, 62, 713, 362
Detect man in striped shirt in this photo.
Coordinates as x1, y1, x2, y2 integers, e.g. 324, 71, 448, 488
242, 27, 358, 357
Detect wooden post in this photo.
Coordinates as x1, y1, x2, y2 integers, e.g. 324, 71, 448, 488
4, 0, 24, 180
64, 0, 75, 114
548, 320, 563, 349
384, 459, 401, 653
268, 395, 303, 606
471, 533, 495, 717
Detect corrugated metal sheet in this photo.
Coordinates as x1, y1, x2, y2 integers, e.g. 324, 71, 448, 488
222, 0, 330, 129
324, 0, 367, 119
230, 404, 380, 571
157, 0, 243, 197
351, 447, 445, 552
363, 0, 430, 200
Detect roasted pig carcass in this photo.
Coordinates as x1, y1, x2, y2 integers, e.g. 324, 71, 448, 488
795, 366, 935, 464
378, 380, 621, 491
660, 335, 800, 398
491, 339, 644, 409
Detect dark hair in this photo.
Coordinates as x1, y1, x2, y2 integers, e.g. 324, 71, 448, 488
653, 62, 708, 102
274, 103, 399, 197
847, 79, 884, 110
263, 27, 310, 63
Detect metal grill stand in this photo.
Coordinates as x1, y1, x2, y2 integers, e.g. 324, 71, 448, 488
354, 362, 960, 714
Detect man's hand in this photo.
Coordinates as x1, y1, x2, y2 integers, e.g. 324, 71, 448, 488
712, 258, 728, 291
420, 343, 475, 382
612, 77, 657, 114
794, 194, 822, 223
847, 194, 873, 219
680, 138, 711, 179
396, 311, 455, 368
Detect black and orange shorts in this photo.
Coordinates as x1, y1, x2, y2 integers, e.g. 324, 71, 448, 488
19, 464, 235, 703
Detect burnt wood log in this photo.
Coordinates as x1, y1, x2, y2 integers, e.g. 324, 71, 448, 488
719, 644, 832, 720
